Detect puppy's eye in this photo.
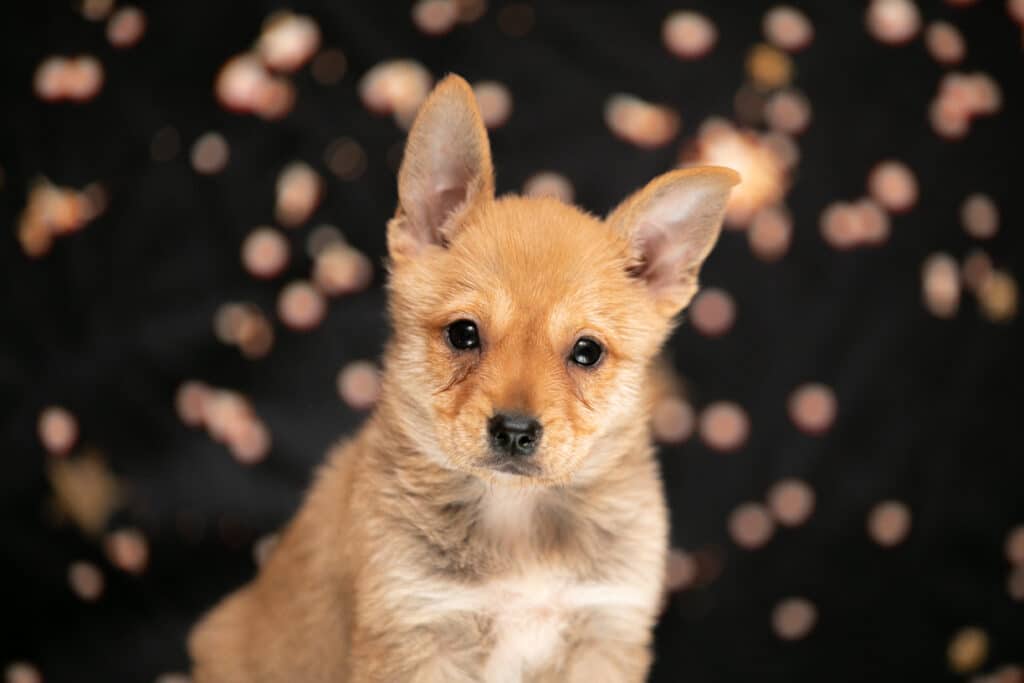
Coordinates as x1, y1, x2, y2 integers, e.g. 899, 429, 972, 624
570, 337, 603, 367
446, 319, 481, 351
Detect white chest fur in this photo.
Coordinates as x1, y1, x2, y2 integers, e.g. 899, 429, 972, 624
382, 485, 658, 681
395, 570, 654, 682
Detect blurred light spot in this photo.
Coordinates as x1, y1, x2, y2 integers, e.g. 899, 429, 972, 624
764, 89, 811, 135
761, 131, 800, 170
767, 478, 815, 527
473, 80, 513, 128
33, 54, 104, 103
256, 78, 297, 120
665, 548, 698, 592
175, 380, 211, 427
104, 527, 149, 574
961, 248, 993, 294
929, 94, 971, 140
413, 0, 459, 36
605, 94, 681, 149
925, 21, 966, 65
922, 252, 961, 319
338, 361, 382, 410
993, 665, 1024, 683
868, 160, 917, 213
856, 198, 891, 245
497, 3, 534, 37
68, 561, 104, 601
772, 597, 817, 640
235, 309, 275, 360
4, 662, 42, 683
456, 0, 488, 23
190, 132, 230, 175
258, 11, 321, 73
728, 502, 775, 549
867, 500, 911, 547
201, 389, 272, 464
749, 205, 792, 261
359, 59, 433, 128
763, 6, 814, 52
866, 0, 921, 45
930, 72, 1002, 139
978, 270, 1018, 323
690, 287, 735, 337
253, 533, 280, 567
230, 418, 272, 463
746, 44, 793, 90
34, 56, 69, 102
79, 0, 114, 21
153, 674, 192, 683
38, 406, 78, 457
64, 56, 105, 102
311, 48, 348, 85
242, 227, 290, 279
961, 193, 999, 239
306, 224, 345, 258
1009, 566, 1024, 601
213, 302, 250, 345
699, 401, 750, 452
788, 383, 837, 435
948, 627, 989, 674
17, 179, 104, 256
820, 201, 881, 250
216, 53, 267, 112
684, 120, 787, 227
325, 137, 367, 181
278, 280, 327, 331
662, 11, 717, 59
1006, 525, 1024, 566
1009, 0, 1024, 24
275, 162, 322, 227
107, 6, 146, 49
314, 244, 374, 296
150, 125, 180, 162
523, 172, 574, 203
652, 395, 696, 444
48, 451, 121, 535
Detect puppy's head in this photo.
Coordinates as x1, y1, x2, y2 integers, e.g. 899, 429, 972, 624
384, 75, 737, 486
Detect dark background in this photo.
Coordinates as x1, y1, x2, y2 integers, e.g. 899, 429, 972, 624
2, 0, 1023, 681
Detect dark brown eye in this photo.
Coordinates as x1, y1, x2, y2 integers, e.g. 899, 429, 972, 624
570, 337, 603, 367
446, 319, 480, 350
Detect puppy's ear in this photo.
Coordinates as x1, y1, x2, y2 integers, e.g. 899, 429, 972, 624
607, 166, 739, 317
388, 74, 494, 263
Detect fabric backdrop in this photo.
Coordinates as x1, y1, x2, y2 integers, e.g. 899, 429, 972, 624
2, 0, 1022, 681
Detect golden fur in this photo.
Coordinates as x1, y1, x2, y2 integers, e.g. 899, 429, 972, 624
189, 74, 737, 682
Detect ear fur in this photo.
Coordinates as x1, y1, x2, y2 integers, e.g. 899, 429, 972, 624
606, 166, 740, 317
388, 75, 495, 263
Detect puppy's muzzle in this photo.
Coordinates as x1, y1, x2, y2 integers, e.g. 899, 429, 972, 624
488, 412, 542, 458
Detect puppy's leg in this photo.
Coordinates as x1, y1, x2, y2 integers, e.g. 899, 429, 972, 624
556, 640, 651, 683
542, 611, 654, 683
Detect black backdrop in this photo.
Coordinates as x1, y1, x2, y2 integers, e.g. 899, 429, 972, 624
2, 1, 1023, 681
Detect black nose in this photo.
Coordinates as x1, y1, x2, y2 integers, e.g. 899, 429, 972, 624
488, 413, 542, 457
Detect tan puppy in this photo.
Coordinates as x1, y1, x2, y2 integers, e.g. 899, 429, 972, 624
189, 74, 738, 682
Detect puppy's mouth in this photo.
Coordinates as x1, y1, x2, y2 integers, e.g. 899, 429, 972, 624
483, 457, 542, 477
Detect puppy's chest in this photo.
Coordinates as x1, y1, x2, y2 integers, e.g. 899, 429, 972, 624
403, 571, 651, 677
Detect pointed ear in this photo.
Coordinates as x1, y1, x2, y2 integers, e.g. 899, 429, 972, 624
388, 74, 495, 263
607, 166, 740, 317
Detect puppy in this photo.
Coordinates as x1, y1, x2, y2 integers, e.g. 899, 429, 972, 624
189, 74, 738, 682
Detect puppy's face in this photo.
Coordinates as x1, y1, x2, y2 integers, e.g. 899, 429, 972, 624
384, 76, 737, 486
